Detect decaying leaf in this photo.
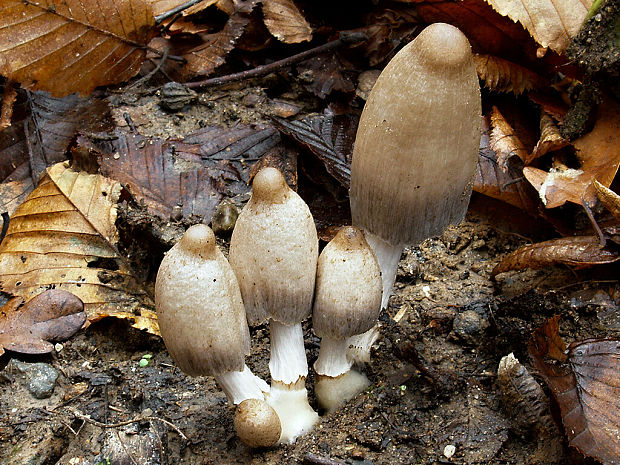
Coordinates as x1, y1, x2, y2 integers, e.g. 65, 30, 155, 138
0, 162, 157, 334
88, 124, 280, 222
490, 106, 529, 170
0, 290, 86, 356
474, 114, 540, 215
492, 235, 620, 277
485, 0, 593, 53
0, 0, 156, 96
594, 180, 620, 221
26, 91, 111, 182
529, 316, 620, 465
0, 120, 28, 182
177, 0, 259, 78
0, 178, 34, 217
262, 0, 312, 44
524, 99, 620, 208
530, 111, 569, 161
474, 54, 545, 95
297, 54, 355, 99
273, 113, 358, 189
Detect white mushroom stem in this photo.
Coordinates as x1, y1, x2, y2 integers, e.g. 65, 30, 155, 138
268, 320, 308, 385
347, 231, 404, 363
265, 319, 318, 443
314, 337, 352, 378
215, 364, 271, 405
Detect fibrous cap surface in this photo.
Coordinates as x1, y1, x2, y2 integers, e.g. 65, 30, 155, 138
230, 168, 318, 326
155, 224, 250, 376
313, 226, 382, 339
350, 22, 482, 247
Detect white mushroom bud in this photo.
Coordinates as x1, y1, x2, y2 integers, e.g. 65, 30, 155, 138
229, 167, 319, 443
313, 226, 382, 412
348, 23, 482, 362
234, 398, 282, 448
155, 224, 269, 405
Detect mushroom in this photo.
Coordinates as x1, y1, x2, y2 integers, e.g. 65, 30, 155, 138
229, 167, 319, 443
348, 23, 482, 361
155, 224, 269, 405
234, 398, 282, 448
312, 226, 382, 412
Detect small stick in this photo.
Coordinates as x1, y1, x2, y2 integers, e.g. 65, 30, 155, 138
303, 453, 346, 465
186, 31, 367, 89
155, 0, 205, 24
68, 409, 188, 441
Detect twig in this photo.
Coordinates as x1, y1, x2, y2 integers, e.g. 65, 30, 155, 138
68, 409, 188, 441
303, 453, 346, 465
186, 31, 367, 89
581, 199, 606, 247
155, 0, 205, 24
130, 47, 171, 88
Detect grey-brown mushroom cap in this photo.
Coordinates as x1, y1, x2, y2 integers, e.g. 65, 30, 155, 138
313, 226, 382, 339
349, 22, 482, 247
155, 224, 250, 377
229, 167, 318, 326
234, 398, 282, 448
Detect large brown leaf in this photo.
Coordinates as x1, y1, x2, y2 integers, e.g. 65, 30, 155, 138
529, 316, 620, 465
0, 289, 86, 356
0, 162, 158, 334
0, 0, 156, 96
88, 125, 280, 222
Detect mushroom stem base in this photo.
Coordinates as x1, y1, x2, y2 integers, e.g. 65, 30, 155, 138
315, 370, 370, 413
265, 380, 319, 443
347, 232, 404, 363
215, 364, 270, 405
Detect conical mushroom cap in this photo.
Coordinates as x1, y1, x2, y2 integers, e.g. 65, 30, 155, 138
313, 226, 382, 339
229, 167, 318, 326
155, 224, 250, 376
350, 23, 482, 247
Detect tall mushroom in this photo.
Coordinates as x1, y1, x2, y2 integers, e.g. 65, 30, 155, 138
155, 224, 269, 405
313, 226, 382, 412
348, 23, 482, 360
229, 167, 319, 443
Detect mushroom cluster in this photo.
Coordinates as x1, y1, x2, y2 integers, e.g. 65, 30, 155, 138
154, 22, 481, 449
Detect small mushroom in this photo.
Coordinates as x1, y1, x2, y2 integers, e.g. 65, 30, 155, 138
155, 224, 269, 404
348, 23, 482, 361
313, 226, 382, 412
229, 167, 319, 443
234, 398, 282, 448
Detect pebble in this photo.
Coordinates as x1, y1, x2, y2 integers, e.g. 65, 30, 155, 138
443, 444, 456, 459
14, 361, 60, 399
452, 309, 489, 345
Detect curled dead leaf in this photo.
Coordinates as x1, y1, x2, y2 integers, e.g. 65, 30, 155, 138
474, 54, 546, 95
529, 316, 620, 465
0, 290, 86, 356
262, 0, 312, 44
490, 106, 529, 171
594, 180, 620, 221
492, 235, 620, 277
530, 111, 569, 161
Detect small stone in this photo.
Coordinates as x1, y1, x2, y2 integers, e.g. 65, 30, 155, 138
54, 343, 64, 352
452, 309, 489, 345
443, 444, 456, 459
14, 361, 60, 399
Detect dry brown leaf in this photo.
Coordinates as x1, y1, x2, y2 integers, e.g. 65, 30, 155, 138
529, 316, 620, 465
524, 98, 620, 208
0, 178, 34, 217
0, 0, 155, 97
490, 106, 529, 171
492, 235, 620, 277
0, 290, 86, 356
474, 54, 546, 95
530, 111, 569, 161
485, 0, 593, 53
178, 0, 258, 78
296, 54, 355, 99
474, 114, 540, 215
262, 0, 312, 44
594, 180, 620, 221
0, 162, 157, 334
